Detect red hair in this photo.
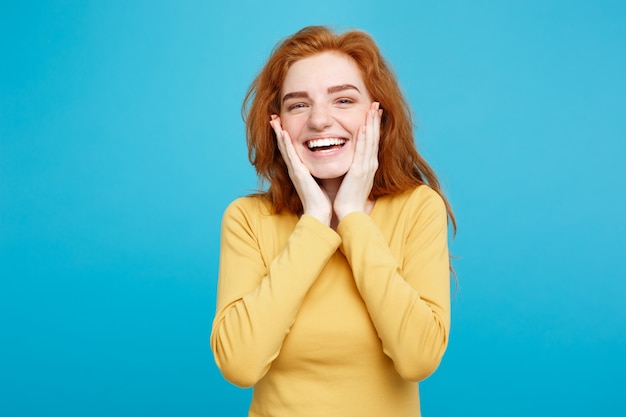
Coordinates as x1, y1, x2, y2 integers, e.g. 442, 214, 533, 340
243, 25, 455, 232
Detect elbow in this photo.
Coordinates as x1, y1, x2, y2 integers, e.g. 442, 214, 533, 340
395, 306, 450, 381
215, 358, 263, 388
391, 328, 449, 382
394, 348, 446, 382
210, 331, 269, 388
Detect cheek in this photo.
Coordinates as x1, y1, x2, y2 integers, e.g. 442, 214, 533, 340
338, 109, 368, 131
280, 115, 304, 141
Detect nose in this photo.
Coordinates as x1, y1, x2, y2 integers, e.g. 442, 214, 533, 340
307, 104, 333, 130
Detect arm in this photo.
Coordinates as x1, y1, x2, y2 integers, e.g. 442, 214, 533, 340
210, 199, 341, 387
337, 188, 451, 381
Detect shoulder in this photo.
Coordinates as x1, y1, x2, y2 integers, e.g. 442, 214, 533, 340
371, 186, 447, 236
387, 186, 450, 244
223, 194, 298, 224
380, 185, 446, 215
222, 195, 298, 234
411, 185, 446, 214
407, 184, 444, 203
223, 195, 273, 218
220, 196, 272, 233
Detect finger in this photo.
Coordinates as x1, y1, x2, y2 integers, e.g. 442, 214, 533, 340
370, 103, 382, 164
360, 102, 381, 169
270, 114, 283, 147
281, 129, 300, 166
369, 101, 381, 145
270, 115, 292, 162
372, 102, 381, 148
270, 115, 307, 179
356, 124, 367, 161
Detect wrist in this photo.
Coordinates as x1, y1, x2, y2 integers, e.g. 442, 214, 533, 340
334, 205, 363, 222
304, 206, 332, 226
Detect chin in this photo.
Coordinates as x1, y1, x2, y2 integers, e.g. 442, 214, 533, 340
305, 160, 352, 181
309, 167, 350, 181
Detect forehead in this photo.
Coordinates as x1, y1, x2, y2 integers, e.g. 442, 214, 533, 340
282, 51, 366, 91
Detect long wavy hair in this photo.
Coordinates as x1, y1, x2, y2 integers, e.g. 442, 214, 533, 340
243, 25, 455, 233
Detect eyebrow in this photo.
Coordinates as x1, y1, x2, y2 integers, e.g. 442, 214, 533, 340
282, 84, 361, 103
328, 84, 361, 94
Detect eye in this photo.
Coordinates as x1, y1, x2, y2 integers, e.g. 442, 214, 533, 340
335, 97, 355, 106
287, 103, 308, 112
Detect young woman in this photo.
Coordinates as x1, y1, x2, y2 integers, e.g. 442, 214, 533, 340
211, 25, 455, 417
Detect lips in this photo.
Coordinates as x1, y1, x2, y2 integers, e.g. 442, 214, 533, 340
306, 138, 347, 151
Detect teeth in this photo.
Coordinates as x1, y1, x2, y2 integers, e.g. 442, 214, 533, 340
307, 138, 346, 149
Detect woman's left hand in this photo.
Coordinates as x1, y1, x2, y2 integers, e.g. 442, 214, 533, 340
333, 102, 382, 221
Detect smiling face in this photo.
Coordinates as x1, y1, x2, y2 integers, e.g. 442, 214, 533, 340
279, 52, 373, 181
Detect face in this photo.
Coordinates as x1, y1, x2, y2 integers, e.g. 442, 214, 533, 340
279, 52, 373, 180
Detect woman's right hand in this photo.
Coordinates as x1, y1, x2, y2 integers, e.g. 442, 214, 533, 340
270, 115, 332, 226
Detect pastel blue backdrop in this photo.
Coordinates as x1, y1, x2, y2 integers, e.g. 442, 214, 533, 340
2, 0, 625, 415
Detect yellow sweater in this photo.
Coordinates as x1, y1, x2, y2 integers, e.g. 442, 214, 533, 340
211, 185, 450, 417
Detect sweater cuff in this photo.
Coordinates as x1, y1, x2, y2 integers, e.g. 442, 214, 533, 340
336, 211, 378, 254
299, 214, 342, 248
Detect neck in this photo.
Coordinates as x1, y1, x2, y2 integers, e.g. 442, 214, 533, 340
318, 177, 343, 230
318, 176, 343, 203
317, 176, 375, 230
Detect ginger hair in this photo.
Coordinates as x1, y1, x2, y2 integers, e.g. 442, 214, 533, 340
242, 25, 455, 232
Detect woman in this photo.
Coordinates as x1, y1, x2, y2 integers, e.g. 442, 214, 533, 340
211, 25, 455, 416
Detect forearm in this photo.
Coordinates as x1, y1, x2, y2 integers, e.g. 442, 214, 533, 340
338, 206, 450, 381
211, 213, 341, 387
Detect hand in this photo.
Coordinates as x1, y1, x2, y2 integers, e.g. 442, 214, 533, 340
333, 102, 382, 221
270, 115, 332, 225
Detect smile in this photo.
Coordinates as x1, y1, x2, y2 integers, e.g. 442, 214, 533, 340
306, 138, 347, 152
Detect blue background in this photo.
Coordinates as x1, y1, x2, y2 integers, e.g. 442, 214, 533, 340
2, 0, 625, 415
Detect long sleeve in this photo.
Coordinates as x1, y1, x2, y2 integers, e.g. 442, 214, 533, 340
337, 186, 451, 381
210, 197, 341, 387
